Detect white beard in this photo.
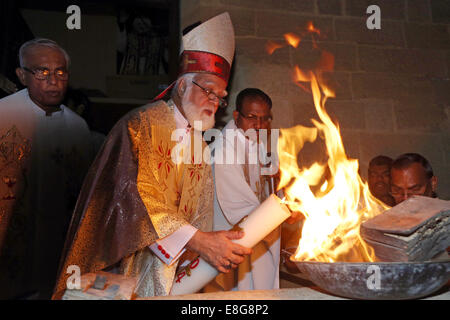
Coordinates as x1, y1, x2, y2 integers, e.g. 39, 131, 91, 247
182, 98, 215, 131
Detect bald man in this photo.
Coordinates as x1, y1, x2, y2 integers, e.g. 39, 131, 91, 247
0, 38, 94, 299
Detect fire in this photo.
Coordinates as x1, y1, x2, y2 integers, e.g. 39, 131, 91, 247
265, 32, 301, 56
265, 40, 284, 55
275, 23, 390, 263
284, 33, 301, 48
266, 22, 319, 55
307, 21, 320, 35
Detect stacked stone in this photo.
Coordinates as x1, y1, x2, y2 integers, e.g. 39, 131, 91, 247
361, 196, 450, 261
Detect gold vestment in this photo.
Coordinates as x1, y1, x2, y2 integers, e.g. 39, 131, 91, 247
53, 100, 213, 298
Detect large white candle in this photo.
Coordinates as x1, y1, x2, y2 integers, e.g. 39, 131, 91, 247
170, 194, 291, 296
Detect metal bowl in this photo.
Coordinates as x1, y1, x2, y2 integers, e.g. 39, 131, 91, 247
292, 259, 450, 300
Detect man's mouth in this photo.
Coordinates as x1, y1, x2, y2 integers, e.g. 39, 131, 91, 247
372, 183, 388, 194
203, 109, 213, 117
375, 183, 386, 189
46, 91, 61, 97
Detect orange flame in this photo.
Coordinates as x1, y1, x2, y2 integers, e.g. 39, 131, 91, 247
293, 66, 312, 93
307, 21, 320, 35
276, 23, 389, 263
284, 33, 301, 48
265, 40, 284, 55
307, 21, 321, 48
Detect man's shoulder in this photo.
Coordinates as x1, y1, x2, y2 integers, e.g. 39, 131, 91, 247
138, 99, 171, 116
0, 89, 27, 107
62, 105, 87, 121
61, 105, 94, 133
122, 99, 174, 125
107, 99, 174, 138
221, 119, 238, 135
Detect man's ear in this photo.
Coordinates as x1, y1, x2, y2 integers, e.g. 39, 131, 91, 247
177, 78, 187, 98
431, 176, 438, 192
233, 110, 239, 123
15, 68, 26, 86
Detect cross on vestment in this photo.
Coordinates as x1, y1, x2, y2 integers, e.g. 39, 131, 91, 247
183, 55, 197, 67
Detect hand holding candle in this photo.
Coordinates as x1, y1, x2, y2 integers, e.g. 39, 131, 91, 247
185, 229, 251, 273
170, 194, 291, 295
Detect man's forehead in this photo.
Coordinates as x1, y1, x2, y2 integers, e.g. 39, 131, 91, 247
24, 46, 67, 67
241, 97, 270, 113
195, 73, 226, 87
391, 163, 428, 182
369, 164, 390, 172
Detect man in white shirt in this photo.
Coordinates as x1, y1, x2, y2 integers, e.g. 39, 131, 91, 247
208, 88, 282, 291
0, 38, 94, 299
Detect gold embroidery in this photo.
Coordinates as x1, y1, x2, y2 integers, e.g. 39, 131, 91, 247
0, 126, 31, 203
155, 141, 174, 181
0, 125, 31, 171
125, 101, 214, 296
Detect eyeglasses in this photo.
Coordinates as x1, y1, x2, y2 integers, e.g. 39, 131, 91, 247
23, 67, 69, 81
239, 111, 273, 123
192, 80, 228, 108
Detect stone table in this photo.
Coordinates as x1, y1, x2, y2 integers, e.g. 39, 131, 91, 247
143, 283, 449, 300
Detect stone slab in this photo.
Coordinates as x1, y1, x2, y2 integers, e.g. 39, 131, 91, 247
142, 285, 450, 300
362, 196, 450, 235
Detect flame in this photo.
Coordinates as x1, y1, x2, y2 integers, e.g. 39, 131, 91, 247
284, 33, 301, 48
307, 21, 321, 48
307, 21, 321, 35
265, 40, 284, 55
276, 23, 389, 263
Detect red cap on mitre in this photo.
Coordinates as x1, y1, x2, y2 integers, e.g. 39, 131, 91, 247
179, 12, 235, 83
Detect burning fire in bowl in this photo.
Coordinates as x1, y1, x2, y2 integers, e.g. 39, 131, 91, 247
269, 23, 450, 299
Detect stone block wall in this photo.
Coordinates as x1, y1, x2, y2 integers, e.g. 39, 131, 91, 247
180, 0, 450, 199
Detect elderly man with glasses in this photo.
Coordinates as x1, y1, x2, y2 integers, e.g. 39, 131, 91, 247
0, 38, 94, 299
204, 87, 287, 292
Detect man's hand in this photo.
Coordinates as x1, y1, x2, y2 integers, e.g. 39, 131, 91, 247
186, 230, 252, 273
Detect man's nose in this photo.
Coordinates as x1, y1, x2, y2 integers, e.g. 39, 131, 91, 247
254, 117, 265, 129
47, 73, 58, 85
398, 191, 409, 202
209, 97, 219, 109
373, 175, 383, 183
213, 99, 220, 110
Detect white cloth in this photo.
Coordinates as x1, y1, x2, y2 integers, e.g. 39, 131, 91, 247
0, 88, 94, 216
0, 88, 94, 298
148, 102, 198, 267
210, 119, 281, 291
